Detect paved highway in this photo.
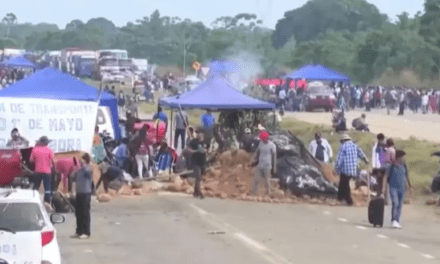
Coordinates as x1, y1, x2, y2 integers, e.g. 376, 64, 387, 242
57, 192, 440, 264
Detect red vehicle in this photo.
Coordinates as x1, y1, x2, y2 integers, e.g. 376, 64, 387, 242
0, 148, 33, 186
301, 85, 336, 112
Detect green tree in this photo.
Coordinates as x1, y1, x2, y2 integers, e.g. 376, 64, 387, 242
2, 13, 17, 38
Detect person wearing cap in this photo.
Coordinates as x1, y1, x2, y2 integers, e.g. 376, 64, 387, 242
6, 128, 29, 149
240, 128, 258, 153
308, 132, 333, 163
188, 128, 207, 199
252, 131, 276, 196
71, 153, 94, 239
387, 150, 412, 229
352, 114, 369, 132
335, 134, 369, 206
30, 136, 55, 203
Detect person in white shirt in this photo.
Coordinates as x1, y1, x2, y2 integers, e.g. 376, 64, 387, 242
308, 132, 333, 163
278, 88, 287, 109
422, 92, 429, 114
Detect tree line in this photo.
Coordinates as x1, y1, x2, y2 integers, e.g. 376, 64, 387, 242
2, 0, 440, 86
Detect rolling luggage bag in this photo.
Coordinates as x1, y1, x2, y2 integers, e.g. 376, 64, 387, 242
368, 197, 384, 227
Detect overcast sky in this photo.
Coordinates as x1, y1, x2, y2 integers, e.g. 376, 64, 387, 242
2, 0, 425, 29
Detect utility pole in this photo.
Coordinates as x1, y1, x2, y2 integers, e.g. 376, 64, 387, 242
183, 41, 186, 77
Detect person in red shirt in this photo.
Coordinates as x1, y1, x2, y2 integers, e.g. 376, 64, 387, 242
30, 136, 55, 203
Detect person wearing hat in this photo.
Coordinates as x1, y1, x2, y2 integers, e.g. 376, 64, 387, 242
334, 134, 369, 206
388, 150, 412, 229
71, 153, 94, 239
30, 136, 55, 203
308, 132, 333, 163
251, 131, 276, 196
240, 128, 258, 153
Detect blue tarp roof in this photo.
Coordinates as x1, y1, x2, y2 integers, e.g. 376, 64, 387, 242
0, 56, 36, 68
0, 67, 121, 139
284, 64, 350, 82
160, 76, 275, 110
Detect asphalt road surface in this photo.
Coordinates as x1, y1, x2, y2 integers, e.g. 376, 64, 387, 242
287, 107, 440, 143
57, 193, 440, 264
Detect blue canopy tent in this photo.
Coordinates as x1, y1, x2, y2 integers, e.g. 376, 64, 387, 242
0, 67, 121, 139
0, 56, 36, 69
284, 64, 350, 83
160, 76, 275, 110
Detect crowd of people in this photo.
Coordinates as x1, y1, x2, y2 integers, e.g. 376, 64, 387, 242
0, 67, 33, 89
307, 130, 412, 229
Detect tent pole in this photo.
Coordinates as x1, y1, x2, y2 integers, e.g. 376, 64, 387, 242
169, 109, 173, 174
273, 109, 276, 129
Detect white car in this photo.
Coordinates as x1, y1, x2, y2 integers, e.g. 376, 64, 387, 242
0, 188, 65, 264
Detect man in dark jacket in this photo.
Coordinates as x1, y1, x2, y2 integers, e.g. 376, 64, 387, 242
72, 153, 94, 239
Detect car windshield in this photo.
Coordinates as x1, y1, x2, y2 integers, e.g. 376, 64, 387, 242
0, 202, 45, 232
100, 58, 118, 67
119, 60, 132, 67
308, 86, 332, 94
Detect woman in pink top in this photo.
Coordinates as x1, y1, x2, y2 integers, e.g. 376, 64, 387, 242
30, 136, 55, 203
386, 138, 396, 165
54, 157, 79, 192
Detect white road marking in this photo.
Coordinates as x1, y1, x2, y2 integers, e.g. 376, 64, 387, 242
190, 203, 293, 264
115, 222, 121, 225
189, 203, 208, 215
157, 192, 191, 197
356, 226, 367, 230
323, 211, 331, 215
84, 249, 93, 253
234, 233, 267, 251
337, 218, 349, 222
397, 243, 410, 249
421, 253, 435, 259
376, 234, 388, 239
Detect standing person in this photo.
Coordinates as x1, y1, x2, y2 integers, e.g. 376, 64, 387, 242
91, 126, 106, 165
429, 91, 438, 113
201, 109, 215, 151
386, 138, 396, 165
188, 128, 206, 199
174, 109, 189, 150
6, 128, 29, 149
372, 133, 387, 197
388, 150, 412, 229
278, 88, 286, 110
251, 131, 277, 196
338, 93, 346, 111
308, 132, 333, 163
128, 124, 152, 179
364, 89, 370, 111
398, 91, 405, 115
117, 91, 126, 115
422, 92, 429, 114
72, 153, 93, 239
110, 86, 116, 96
30, 136, 55, 203
153, 106, 168, 133
125, 112, 136, 137
240, 128, 258, 153
334, 134, 369, 206
127, 98, 139, 118
372, 133, 387, 169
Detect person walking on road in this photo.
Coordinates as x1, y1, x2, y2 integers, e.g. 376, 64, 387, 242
72, 153, 93, 239
251, 131, 277, 196
388, 150, 412, 229
174, 110, 189, 150
118, 91, 126, 115
308, 132, 333, 163
335, 134, 369, 206
422, 92, 429, 114
30, 136, 55, 203
188, 128, 206, 199
398, 91, 405, 116
372, 133, 387, 198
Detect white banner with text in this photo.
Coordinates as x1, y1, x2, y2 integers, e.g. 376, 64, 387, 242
0, 97, 99, 153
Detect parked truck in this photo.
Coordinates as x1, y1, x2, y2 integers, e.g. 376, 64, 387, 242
72, 55, 96, 78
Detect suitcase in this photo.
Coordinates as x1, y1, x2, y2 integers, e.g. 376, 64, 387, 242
368, 198, 384, 227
